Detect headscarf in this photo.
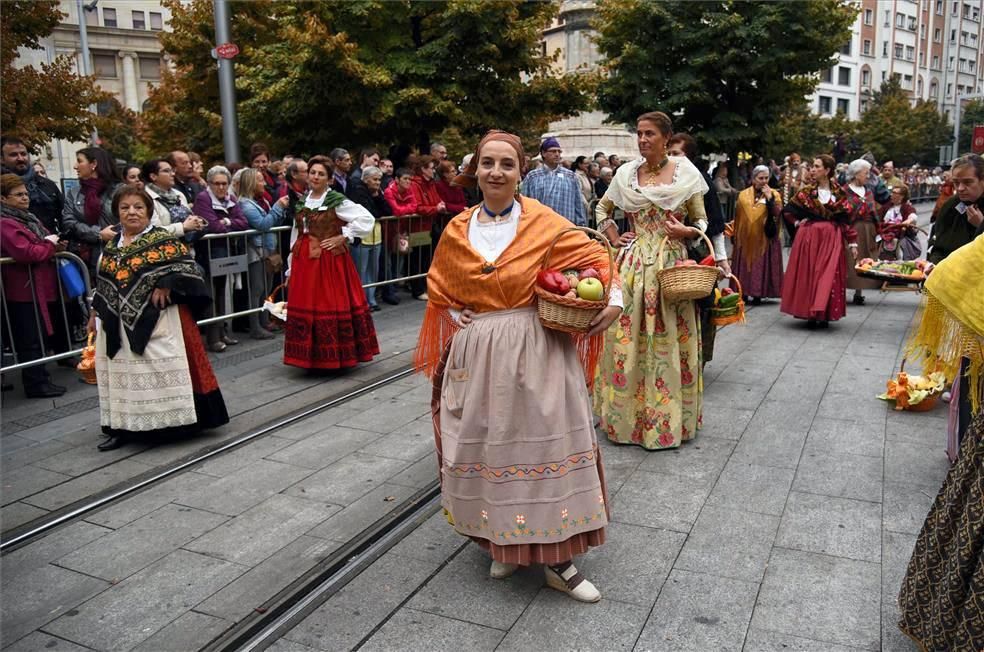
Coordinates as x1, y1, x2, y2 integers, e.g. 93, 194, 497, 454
1, 202, 49, 240
906, 234, 984, 411
80, 177, 108, 225
604, 156, 708, 213
452, 130, 527, 189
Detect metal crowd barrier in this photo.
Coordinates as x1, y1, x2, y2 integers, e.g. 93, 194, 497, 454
1, 214, 436, 375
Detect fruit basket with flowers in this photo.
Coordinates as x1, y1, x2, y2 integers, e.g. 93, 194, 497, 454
710, 275, 746, 326
534, 226, 614, 334
877, 359, 946, 412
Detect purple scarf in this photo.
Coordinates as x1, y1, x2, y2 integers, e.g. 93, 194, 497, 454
80, 177, 108, 225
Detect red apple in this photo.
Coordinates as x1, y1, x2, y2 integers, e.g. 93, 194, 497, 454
721, 288, 735, 296
579, 267, 601, 280
576, 277, 604, 301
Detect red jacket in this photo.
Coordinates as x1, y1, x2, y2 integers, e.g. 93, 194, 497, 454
1, 217, 58, 334
410, 175, 443, 232
436, 179, 467, 215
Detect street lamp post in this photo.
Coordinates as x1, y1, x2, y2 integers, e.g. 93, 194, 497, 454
952, 92, 984, 160
213, 0, 240, 164
76, 0, 100, 146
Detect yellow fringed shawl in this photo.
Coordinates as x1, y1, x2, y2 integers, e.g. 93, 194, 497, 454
414, 197, 618, 384
906, 235, 984, 411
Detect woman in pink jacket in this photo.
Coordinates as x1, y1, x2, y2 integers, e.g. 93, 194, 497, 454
1, 174, 66, 398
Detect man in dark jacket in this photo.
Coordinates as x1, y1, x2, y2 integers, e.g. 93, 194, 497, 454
166, 150, 203, 204
1, 136, 63, 233
928, 153, 984, 264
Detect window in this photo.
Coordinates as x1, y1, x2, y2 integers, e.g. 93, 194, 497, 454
138, 57, 160, 80
903, 73, 914, 89
132, 10, 145, 29
861, 99, 869, 113
921, 24, 927, 38
819, 96, 832, 114
951, 28, 957, 41
897, 12, 906, 27
952, 1, 958, 15
947, 82, 953, 96
862, 69, 871, 86
885, 10, 891, 26
936, 0, 944, 14
821, 67, 833, 83
908, 16, 918, 30
882, 70, 888, 81
895, 43, 905, 59
840, 40, 851, 56
933, 54, 940, 67
883, 41, 889, 56
920, 52, 925, 65
95, 100, 113, 117
838, 66, 851, 85
930, 80, 939, 96
102, 7, 117, 27
863, 39, 872, 55
906, 45, 915, 60
837, 98, 850, 114
935, 27, 942, 41
92, 53, 117, 77
918, 78, 924, 94
149, 12, 163, 30
949, 56, 955, 70
864, 8, 874, 24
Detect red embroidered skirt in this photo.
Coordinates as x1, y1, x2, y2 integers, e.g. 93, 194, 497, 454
284, 236, 380, 369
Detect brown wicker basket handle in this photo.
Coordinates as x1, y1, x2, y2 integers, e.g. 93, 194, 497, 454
266, 282, 287, 303
539, 226, 616, 297
726, 273, 742, 298
655, 228, 716, 270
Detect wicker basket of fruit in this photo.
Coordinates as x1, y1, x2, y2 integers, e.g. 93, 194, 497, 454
76, 332, 97, 385
877, 359, 945, 412
710, 275, 745, 326
534, 226, 615, 334
656, 232, 720, 302
854, 258, 931, 283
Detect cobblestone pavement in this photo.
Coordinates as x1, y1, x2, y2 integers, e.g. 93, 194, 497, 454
2, 208, 944, 651
1, 296, 429, 534
2, 287, 942, 651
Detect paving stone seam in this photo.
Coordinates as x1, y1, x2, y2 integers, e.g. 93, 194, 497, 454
345, 543, 471, 651
746, 625, 871, 652
790, 487, 883, 506
32, 628, 100, 651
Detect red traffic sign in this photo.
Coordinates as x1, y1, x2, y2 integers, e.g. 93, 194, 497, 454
215, 42, 239, 59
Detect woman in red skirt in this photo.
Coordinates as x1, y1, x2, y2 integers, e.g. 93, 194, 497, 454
780, 155, 857, 328
284, 156, 379, 369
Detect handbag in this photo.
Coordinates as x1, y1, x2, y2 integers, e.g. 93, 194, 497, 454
263, 252, 283, 275
57, 258, 86, 298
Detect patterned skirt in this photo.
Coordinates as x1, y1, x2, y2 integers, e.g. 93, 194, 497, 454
430, 308, 608, 566
898, 411, 984, 650
97, 305, 228, 437
284, 235, 379, 369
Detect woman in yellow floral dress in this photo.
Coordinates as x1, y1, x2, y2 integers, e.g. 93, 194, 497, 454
593, 112, 709, 450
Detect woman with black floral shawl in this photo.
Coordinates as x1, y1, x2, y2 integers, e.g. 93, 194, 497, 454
88, 187, 228, 451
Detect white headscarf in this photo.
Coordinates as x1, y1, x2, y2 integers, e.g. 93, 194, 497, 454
604, 156, 709, 212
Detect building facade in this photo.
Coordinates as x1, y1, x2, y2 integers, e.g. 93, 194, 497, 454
13, 1, 171, 183
810, 0, 984, 123
540, 0, 638, 161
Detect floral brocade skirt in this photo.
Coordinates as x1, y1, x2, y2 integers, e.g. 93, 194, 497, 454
592, 235, 702, 450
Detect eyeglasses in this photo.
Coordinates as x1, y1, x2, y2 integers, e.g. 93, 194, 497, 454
210, 181, 229, 187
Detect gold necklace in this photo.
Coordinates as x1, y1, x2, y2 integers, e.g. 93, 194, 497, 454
645, 157, 670, 184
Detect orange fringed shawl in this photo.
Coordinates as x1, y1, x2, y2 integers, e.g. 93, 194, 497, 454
414, 197, 617, 383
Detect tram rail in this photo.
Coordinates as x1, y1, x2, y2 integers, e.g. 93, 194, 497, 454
0, 365, 416, 554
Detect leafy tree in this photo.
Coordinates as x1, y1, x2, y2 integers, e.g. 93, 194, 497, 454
957, 98, 984, 153
0, 1, 113, 147
142, 0, 593, 162
593, 0, 856, 162
858, 77, 950, 165
764, 102, 861, 163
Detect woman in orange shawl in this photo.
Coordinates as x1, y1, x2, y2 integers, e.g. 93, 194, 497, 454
731, 165, 784, 302
415, 131, 621, 603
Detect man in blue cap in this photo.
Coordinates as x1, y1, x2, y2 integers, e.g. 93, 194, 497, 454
521, 137, 586, 226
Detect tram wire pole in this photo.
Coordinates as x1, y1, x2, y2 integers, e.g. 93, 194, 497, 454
213, 0, 240, 164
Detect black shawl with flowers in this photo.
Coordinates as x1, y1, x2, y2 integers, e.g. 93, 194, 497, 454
93, 226, 210, 358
